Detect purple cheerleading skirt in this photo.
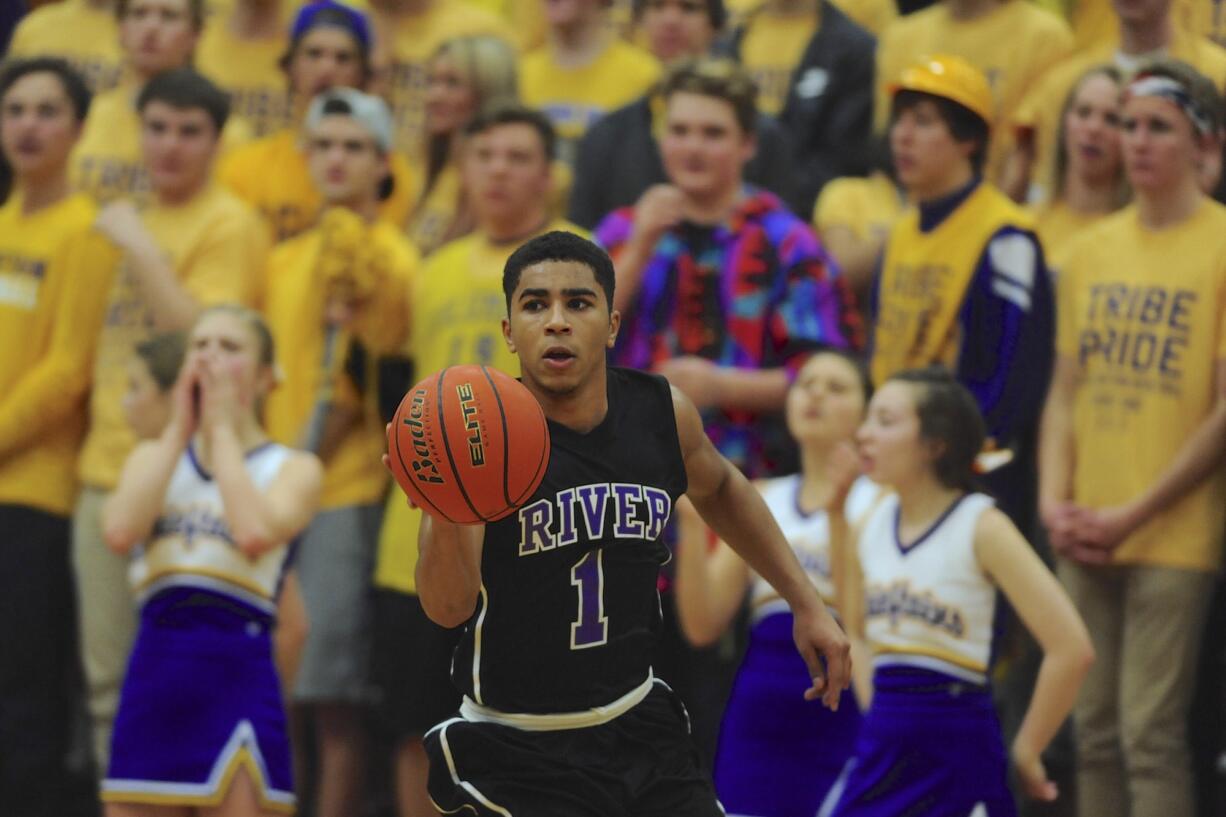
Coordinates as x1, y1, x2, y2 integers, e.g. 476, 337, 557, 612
713, 610, 862, 817
819, 665, 1017, 817
102, 587, 295, 813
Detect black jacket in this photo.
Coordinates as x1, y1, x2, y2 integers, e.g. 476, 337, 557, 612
730, 1, 876, 215
567, 96, 797, 230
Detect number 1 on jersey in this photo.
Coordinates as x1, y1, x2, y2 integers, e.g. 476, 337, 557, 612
570, 550, 608, 649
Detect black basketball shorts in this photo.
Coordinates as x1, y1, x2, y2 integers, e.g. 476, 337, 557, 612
423, 680, 725, 816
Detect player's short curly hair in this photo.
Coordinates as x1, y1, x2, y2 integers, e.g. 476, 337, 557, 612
503, 232, 616, 313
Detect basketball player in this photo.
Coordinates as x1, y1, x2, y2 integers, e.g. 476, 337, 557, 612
406, 230, 851, 815
100, 305, 322, 815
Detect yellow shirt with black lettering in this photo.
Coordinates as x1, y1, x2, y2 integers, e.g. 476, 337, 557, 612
738, 8, 819, 116
0, 193, 115, 514
1012, 35, 1226, 204
384, 2, 515, 154
813, 171, 905, 247
7, 0, 123, 93
872, 183, 1032, 384
1056, 201, 1226, 572
262, 217, 416, 509
196, 24, 292, 138
71, 82, 255, 204
373, 219, 583, 594
218, 128, 414, 241
520, 39, 660, 165
77, 184, 269, 490
875, 0, 1073, 178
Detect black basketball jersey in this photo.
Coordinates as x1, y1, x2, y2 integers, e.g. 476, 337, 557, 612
451, 367, 688, 714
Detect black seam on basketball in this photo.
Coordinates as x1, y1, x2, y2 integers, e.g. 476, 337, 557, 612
436, 366, 487, 522
480, 366, 514, 510
512, 406, 550, 507
393, 402, 452, 522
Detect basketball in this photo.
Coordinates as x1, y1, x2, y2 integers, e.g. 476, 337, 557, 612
387, 364, 551, 524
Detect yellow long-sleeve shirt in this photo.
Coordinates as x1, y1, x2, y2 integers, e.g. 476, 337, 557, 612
0, 193, 117, 514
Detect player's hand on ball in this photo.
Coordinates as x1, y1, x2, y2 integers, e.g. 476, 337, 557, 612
1012, 739, 1058, 801
793, 605, 851, 711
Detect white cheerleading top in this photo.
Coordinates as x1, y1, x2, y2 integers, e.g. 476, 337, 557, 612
859, 492, 997, 684
129, 443, 295, 615
751, 474, 879, 622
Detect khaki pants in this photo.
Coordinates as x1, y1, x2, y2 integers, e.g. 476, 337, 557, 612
71, 486, 137, 776
1058, 560, 1215, 817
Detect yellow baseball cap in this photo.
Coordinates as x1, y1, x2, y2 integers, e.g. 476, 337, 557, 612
889, 55, 994, 128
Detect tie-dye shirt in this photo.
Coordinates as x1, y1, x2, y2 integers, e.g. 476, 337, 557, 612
595, 189, 861, 477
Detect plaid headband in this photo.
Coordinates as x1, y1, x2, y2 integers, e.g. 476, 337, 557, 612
1126, 74, 1214, 136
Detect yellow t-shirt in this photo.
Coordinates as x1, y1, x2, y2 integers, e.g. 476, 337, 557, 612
875, 0, 1074, 179
383, 1, 515, 154
1012, 35, 1226, 204
373, 219, 584, 593
0, 193, 114, 514
1066, 0, 1208, 51
520, 39, 660, 164
70, 83, 255, 205
1030, 198, 1115, 272
7, 0, 123, 93
813, 171, 905, 245
1056, 200, 1226, 572
738, 8, 819, 116
830, 0, 898, 36
77, 184, 269, 490
262, 218, 416, 510
195, 22, 292, 138
218, 128, 415, 241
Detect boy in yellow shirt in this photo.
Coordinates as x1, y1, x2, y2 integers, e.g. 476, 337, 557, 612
6, 0, 123, 93
261, 88, 415, 817
0, 57, 112, 815
368, 0, 514, 153
520, 0, 660, 165
872, 55, 1053, 527
1040, 59, 1226, 817
70, 0, 206, 203
219, 0, 414, 240
371, 102, 578, 817
73, 67, 269, 773
875, 0, 1074, 183
196, 0, 294, 137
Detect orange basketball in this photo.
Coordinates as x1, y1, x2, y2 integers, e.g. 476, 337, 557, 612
387, 365, 551, 524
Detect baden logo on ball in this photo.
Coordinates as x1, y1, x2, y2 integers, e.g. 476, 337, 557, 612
388, 365, 551, 524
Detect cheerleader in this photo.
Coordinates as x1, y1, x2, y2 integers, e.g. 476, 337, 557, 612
673, 350, 876, 817
100, 305, 322, 816
822, 367, 1093, 816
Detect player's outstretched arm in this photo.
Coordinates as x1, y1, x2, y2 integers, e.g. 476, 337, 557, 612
975, 508, 1095, 801
672, 387, 851, 710
415, 511, 485, 629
